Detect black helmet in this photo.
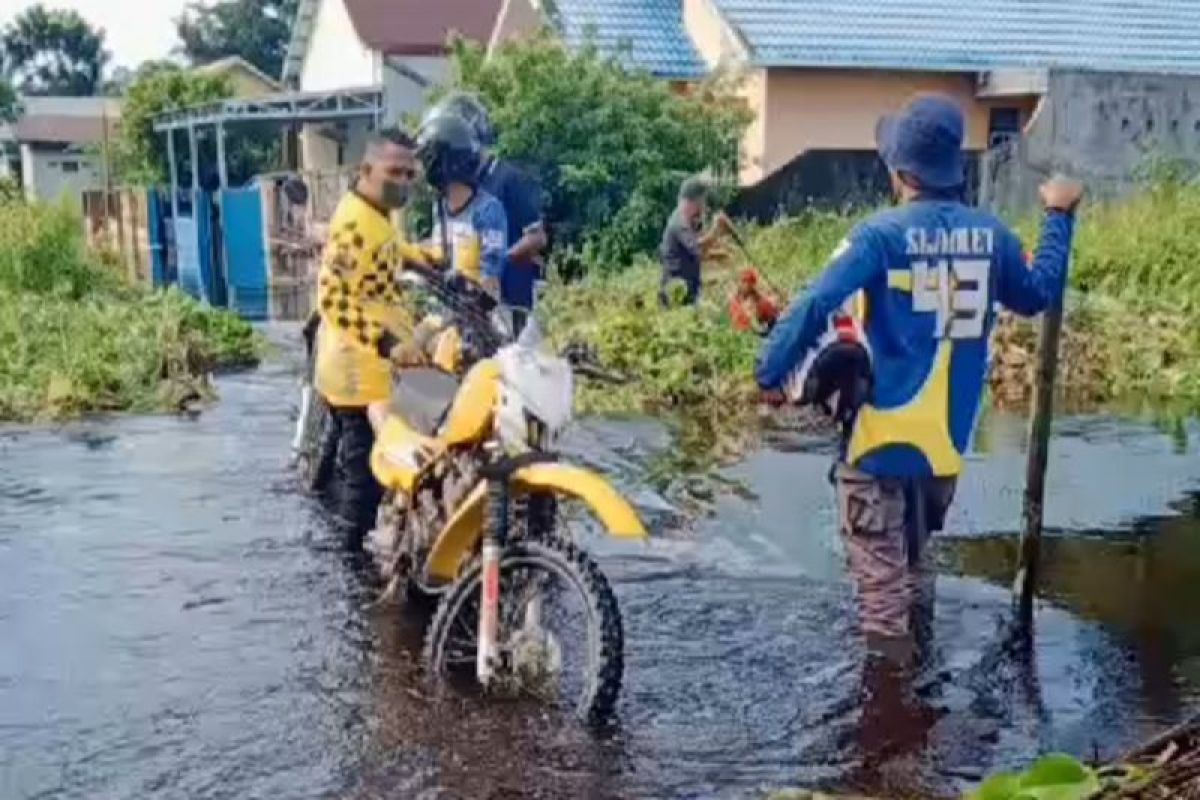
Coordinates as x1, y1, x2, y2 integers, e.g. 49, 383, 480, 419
416, 113, 483, 192
789, 310, 873, 427
424, 91, 495, 147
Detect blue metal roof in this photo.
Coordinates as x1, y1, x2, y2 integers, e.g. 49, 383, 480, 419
551, 0, 707, 79
713, 0, 1200, 75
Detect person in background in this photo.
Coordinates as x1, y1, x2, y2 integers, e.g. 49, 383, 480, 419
728, 267, 780, 335
417, 113, 508, 302
313, 128, 431, 549
756, 93, 1084, 664
424, 92, 547, 334
659, 177, 732, 308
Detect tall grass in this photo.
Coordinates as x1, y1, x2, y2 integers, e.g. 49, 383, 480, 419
546, 182, 1200, 424
0, 197, 259, 422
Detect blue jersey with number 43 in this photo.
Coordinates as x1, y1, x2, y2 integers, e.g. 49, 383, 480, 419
757, 200, 1075, 479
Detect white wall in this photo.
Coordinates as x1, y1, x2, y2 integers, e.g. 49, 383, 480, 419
299, 0, 379, 91
22, 145, 105, 202
382, 55, 450, 125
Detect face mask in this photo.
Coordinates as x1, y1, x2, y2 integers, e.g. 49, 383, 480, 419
380, 179, 411, 209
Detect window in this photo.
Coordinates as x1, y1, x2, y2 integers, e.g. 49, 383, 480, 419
988, 107, 1022, 148
60, 161, 80, 173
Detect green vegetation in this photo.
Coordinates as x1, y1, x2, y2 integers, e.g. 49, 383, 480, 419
546, 183, 1200, 431
113, 63, 279, 186
176, 0, 298, 79
0, 198, 259, 422
443, 30, 750, 275
1, 4, 108, 96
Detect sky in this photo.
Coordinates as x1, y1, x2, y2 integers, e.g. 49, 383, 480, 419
1, 0, 191, 70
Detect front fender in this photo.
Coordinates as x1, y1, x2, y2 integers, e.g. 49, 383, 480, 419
424, 463, 647, 584
511, 463, 647, 539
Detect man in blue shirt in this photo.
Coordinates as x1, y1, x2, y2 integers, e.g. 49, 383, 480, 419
417, 113, 508, 296
425, 92, 546, 333
757, 94, 1084, 657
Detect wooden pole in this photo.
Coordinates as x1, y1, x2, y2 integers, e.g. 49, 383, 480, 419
100, 104, 112, 246
1013, 304, 1065, 628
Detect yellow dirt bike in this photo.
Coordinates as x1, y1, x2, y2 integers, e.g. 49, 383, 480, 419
291, 263, 505, 493
365, 302, 646, 723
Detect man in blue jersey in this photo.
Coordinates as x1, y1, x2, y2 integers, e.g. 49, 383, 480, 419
757, 94, 1084, 656
424, 92, 546, 333
417, 113, 508, 298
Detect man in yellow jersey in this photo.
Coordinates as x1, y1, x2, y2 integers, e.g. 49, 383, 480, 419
314, 128, 430, 548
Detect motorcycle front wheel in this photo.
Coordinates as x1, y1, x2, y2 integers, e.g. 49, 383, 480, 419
423, 537, 624, 725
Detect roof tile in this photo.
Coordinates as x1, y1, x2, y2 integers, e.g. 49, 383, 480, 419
552, 0, 706, 78
713, 0, 1200, 74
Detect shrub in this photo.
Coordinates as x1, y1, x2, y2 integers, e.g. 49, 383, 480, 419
443, 31, 751, 275
0, 197, 259, 421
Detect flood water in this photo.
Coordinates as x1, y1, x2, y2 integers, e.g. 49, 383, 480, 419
3, 326, 1200, 800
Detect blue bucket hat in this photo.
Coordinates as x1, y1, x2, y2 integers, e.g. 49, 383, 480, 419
875, 93, 965, 189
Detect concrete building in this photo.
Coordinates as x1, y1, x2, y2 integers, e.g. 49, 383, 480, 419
280, 0, 503, 170
0, 97, 121, 202
497, 0, 1200, 194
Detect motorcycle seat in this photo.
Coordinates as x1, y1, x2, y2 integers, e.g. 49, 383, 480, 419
390, 368, 461, 436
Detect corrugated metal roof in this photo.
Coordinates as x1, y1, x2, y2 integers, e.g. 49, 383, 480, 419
712, 0, 1200, 75
552, 0, 706, 78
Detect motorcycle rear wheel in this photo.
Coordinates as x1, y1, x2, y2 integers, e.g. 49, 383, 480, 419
423, 538, 624, 725
296, 390, 335, 495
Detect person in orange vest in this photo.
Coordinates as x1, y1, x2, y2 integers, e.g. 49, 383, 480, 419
728, 267, 781, 335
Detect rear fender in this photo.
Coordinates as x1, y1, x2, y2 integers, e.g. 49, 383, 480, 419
424, 463, 647, 584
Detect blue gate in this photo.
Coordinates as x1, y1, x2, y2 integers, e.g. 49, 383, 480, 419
220, 187, 269, 321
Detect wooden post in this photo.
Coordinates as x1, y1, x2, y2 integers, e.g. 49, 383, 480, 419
1013, 305, 1065, 627
100, 104, 113, 248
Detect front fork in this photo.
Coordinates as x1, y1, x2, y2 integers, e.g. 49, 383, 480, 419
477, 480, 509, 686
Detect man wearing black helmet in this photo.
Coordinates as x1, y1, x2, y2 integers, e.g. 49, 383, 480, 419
425, 92, 546, 332
416, 112, 509, 304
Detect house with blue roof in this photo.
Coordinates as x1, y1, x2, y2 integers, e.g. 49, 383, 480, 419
495, 0, 1200, 189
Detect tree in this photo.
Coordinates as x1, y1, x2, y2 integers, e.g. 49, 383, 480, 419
0, 76, 18, 122
113, 64, 233, 185
176, 0, 297, 79
113, 62, 280, 187
445, 31, 750, 274
2, 5, 109, 96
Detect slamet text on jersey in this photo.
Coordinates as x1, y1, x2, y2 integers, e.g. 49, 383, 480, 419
905, 226, 995, 257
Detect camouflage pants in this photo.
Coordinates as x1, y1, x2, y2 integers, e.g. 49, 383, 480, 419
835, 464, 957, 641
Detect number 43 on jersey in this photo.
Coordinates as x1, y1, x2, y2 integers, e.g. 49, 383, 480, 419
911, 258, 990, 340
